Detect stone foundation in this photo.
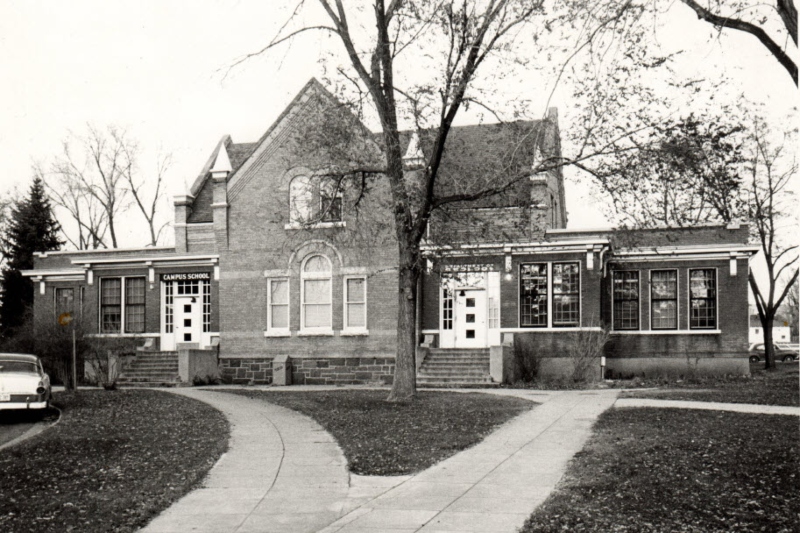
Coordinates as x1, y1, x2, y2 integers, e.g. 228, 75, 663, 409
219, 357, 395, 385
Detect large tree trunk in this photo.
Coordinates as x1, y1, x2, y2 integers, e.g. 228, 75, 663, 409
387, 243, 420, 402
761, 314, 777, 370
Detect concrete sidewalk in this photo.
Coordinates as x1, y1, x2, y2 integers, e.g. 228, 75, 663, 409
139, 388, 619, 533
319, 390, 619, 533
140, 389, 351, 533
616, 397, 800, 416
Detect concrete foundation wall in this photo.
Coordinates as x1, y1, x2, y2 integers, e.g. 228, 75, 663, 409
605, 356, 750, 379
220, 356, 395, 385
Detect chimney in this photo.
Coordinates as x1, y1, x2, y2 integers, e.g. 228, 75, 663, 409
173, 194, 194, 253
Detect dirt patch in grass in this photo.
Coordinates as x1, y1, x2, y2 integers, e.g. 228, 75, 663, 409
522, 407, 799, 533
619, 364, 799, 406
0, 389, 228, 533
227, 390, 533, 475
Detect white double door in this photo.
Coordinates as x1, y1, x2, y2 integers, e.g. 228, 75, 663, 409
173, 296, 202, 346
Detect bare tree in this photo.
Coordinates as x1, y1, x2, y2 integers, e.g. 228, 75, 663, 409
119, 140, 171, 247
43, 126, 170, 249
236, 0, 645, 401
747, 123, 798, 369
677, 0, 797, 86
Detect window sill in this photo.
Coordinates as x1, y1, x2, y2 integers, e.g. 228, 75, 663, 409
87, 333, 160, 338
284, 221, 346, 230
500, 327, 602, 333
297, 329, 335, 337
611, 330, 722, 335
340, 329, 369, 336
264, 330, 291, 338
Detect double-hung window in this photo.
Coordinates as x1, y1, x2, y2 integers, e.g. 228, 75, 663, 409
613, 271, 639, 330
552, 262, 580, 327
690, 269, 717, 329
301, 255, 332, 331
651, 270, 678, 329
344, 277, 367, 331
100, 277, 146, 333
124, 278, 146, 333
520, 264, 548, 327
268, 279, 290, 333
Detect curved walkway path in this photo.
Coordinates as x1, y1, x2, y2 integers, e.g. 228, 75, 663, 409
140, 389, 351, 533
139, 388, 797, 533
139, 388, 619, 533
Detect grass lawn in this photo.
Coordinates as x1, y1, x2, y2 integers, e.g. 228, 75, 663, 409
521, 407, 799, 533
619, 363, 799, 406
226, 390, 534, 475
0, 389, 228, 533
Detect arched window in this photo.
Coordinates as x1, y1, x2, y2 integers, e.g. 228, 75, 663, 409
301, 254, 332, 330
290, 176, 314, 224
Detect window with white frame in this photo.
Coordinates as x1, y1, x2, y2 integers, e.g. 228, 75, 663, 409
442, 287, 454, 330
488, 297, 500, 329
612, 271, 639, 330
552, 262, 580, 327
651, 270, 678, 330
690, 269, 717, 329
344, 277, 366, 330
268, 279, 289, 331
100, 277, 145, 333
290, 176, 314, 224
301, 255, 332, 330
520, 263, 548, 327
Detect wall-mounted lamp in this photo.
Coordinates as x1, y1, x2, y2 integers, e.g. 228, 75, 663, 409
459, 290, 466, 297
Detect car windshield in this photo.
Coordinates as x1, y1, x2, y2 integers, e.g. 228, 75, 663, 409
0, 361, 38, 374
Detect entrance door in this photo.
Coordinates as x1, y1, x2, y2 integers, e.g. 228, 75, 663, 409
454, 289, 487, 348
174, 296, 202, 346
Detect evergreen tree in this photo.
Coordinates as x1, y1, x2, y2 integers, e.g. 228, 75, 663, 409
0, 177, 63, 336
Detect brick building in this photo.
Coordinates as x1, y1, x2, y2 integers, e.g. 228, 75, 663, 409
25, 79, 757, 385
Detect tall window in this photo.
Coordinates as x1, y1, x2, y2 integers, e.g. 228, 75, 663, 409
613, 271, 639, 330
553, 262, 580, 327
344, 277, 366, 330
651, 270, 678, 329
268, 279, 289, 330
124, 278, 146, 333
55, 288, 74, 322
301, 255, 332, 330
289, 176, 314, 224
690, 269, 717, 329
442, 288, 454, 330
320, 178, 343, 223
520, 263, 547, 327
101, 278, 122, 332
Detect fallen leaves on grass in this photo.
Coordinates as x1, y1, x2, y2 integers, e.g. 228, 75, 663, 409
521, 407, 800, 533
620, 364, 799, 406
227, 390, 533, 475
0, 389, 228, 533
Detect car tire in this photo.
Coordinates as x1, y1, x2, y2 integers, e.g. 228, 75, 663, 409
749, 355, 760, 363
782, 355, 796, 363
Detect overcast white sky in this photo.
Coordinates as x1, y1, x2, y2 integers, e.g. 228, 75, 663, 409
0, 1, 796, 249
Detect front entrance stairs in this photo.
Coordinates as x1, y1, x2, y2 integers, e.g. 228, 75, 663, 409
416, 348, 498, 387
115, 351, 182, 388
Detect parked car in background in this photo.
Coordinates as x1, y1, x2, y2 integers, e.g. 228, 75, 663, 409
748, 343, 799, 363
0, 354, 51, 410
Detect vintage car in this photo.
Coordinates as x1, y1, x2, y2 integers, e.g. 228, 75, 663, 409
0, 354, 52, 410
748, 343, 799, 363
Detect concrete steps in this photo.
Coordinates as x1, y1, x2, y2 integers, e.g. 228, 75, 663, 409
117, 351, 182, 387
417, 348, 497, 387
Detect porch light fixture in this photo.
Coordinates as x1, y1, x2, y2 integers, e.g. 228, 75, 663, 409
459, 290, 466, 297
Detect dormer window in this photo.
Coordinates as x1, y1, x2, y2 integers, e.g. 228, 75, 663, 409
289, 175, 343, 226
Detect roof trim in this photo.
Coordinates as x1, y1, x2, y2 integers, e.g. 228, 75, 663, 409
35, 246, 175, 258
